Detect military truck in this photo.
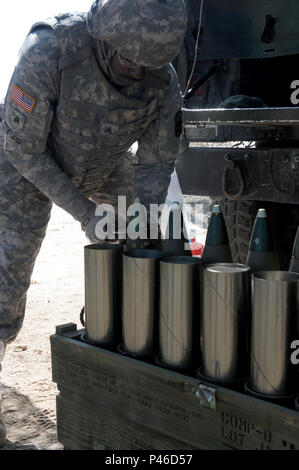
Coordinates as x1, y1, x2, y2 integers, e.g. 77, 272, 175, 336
174, 0, 299, 269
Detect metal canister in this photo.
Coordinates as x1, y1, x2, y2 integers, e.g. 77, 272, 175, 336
84, 243, 123, 346
159, 256, 202, 370
250, 271, 299, 396
122, 249, 162, 357
201, 263, 251, 381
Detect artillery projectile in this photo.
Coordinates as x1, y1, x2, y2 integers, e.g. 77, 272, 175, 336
122, 249, 162, 358
289, 227, 299, 273
246, 208, 280, 272
248, 270, 299, 404
162, 202, 191, 256
200, 262, 250, 385
84, 243, 123, 346
158, 256, 202, 372
201, 204, 232, 264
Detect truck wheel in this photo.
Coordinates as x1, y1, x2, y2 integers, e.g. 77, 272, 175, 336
218, 199, 299, 269
217, 199, 258, 264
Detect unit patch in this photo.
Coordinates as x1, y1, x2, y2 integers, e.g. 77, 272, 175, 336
10, 84, 36, 113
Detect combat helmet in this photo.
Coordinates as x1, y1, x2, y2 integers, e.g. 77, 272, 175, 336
87, 0, 187, 68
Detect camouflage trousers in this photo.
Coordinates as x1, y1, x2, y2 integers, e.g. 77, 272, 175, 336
0, 156, 135, 345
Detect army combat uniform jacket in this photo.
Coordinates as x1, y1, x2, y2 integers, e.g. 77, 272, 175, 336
0, 12, 183, 344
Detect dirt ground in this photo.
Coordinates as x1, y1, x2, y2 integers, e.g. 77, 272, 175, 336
0, 205, 87, 450
0, 183, 208, 451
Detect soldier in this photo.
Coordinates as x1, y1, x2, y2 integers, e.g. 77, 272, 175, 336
0, 0, 187, 446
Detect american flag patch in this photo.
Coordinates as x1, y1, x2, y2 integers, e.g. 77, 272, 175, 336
10, 84, 36, 113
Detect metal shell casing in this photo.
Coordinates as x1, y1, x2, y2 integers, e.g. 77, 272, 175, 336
159, 256, 202, 370
201, 263, 251, 381
250, 271, 299, 395
122, 249, 162, 357
84, 243, 123, 346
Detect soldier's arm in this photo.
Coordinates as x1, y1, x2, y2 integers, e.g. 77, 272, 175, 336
135, 65, 186, 209
2, 27, 95, 223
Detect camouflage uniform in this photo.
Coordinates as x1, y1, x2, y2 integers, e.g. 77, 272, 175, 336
0, 0, 187, 345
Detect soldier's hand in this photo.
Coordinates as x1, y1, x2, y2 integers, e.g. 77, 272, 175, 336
82, 215, 105, 242
81, 206, 126, 243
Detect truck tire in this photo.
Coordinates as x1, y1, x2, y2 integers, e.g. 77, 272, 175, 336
218, 199, 299, 269
217, 199, 258, 264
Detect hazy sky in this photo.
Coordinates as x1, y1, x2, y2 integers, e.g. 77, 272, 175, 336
0, 0, 93, 98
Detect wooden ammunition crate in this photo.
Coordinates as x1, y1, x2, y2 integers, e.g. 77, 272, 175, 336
51, 323, 299, 450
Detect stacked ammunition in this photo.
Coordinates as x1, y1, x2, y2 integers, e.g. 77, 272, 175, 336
83, 204, 299, 408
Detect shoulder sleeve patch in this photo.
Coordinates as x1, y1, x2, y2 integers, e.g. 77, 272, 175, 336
10, 84, 36, 113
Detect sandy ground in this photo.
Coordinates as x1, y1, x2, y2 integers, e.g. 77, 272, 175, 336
0, 205, 87, 450
0, 175, 209, 451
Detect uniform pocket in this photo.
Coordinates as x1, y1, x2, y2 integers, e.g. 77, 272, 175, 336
0, 159, 22, 188
0, 120, 23, 188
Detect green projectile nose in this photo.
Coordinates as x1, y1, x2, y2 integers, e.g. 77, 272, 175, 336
205, 205, 229, 246
249, 208, 273, 252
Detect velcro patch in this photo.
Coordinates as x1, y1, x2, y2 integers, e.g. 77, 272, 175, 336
10, 84, 36, 113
